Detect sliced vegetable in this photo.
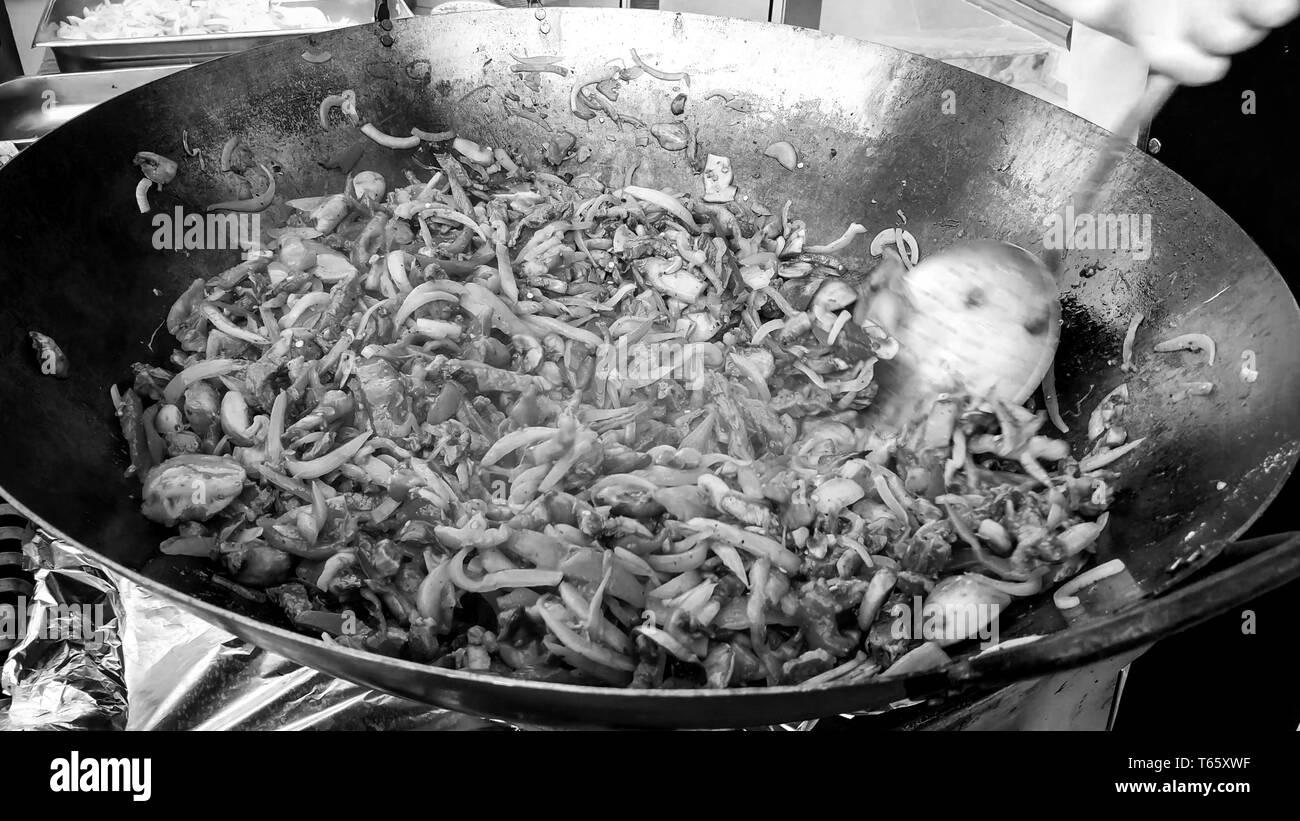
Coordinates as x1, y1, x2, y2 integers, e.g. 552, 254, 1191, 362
207, 163, 276, 213
1154, 332, 1215, 366
764, 141, 798, 171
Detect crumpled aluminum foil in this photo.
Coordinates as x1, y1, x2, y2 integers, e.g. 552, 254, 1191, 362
1, 533, 503, 730
115, 576, 504, 731
1, 535, 127, 730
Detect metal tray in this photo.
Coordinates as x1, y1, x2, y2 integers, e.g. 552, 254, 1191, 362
0, 65, 183, 146
32, 0, 378, 72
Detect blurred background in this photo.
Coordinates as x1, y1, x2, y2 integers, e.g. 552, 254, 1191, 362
5, 1, 1157, 138
2, 0, 1106, 114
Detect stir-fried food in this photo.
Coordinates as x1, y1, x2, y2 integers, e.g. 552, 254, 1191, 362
116, 134, 1122, 689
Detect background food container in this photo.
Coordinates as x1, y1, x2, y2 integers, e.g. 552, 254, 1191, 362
2, 6, 24, 83
32, 0, 391, 72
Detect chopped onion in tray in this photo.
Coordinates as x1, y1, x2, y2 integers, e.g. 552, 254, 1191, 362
57, 0, 355, 40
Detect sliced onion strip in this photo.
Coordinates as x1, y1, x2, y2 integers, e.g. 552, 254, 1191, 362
162, 358, 241, 404
1053, 559, 1127, 611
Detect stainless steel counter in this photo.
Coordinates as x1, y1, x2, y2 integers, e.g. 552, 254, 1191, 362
0, 65, 181, 148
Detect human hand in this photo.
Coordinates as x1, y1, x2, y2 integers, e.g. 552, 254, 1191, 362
1049, 0, 1300, 84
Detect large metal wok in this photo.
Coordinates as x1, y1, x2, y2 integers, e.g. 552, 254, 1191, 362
2, 9, 1299, 729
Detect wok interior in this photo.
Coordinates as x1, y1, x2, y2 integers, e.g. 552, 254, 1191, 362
0, 9, 1297, 722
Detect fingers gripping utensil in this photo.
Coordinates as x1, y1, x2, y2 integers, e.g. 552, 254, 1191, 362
868, 75, 1179, 425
